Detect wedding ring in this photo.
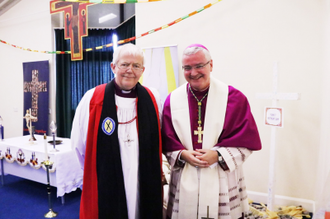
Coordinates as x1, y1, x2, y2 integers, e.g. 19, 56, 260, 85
195, 166, 198, 168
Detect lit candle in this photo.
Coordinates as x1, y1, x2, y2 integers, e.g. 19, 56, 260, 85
44, 133, 48, 160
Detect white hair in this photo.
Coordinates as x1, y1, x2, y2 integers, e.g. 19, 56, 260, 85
183, 46, 211, 60
112, 43, 145, 65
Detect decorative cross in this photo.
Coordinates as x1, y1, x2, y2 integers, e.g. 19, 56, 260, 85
50, 1, 94, 61
124, 134, 134, 146
256, 62, 300, 211
23, 70, 47, 122
194, 126, 204, 143
201, 206, 214, 219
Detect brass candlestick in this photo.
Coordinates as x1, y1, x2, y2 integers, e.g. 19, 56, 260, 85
42, 160, 58, 218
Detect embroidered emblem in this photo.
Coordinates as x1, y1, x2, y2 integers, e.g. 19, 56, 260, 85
5, 147, 14, 163
16, 149, 26, 165
29, 152, 42, 169
102, 117, 115, 136
29, 152, 38, 166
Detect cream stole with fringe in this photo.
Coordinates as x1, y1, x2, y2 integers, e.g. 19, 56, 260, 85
170, 76, 228, 219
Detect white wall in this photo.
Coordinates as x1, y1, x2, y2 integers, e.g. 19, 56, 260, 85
1, 0, 329, 214
0, 0, 56, 138
314, 1, 330, 217
136, 0, 325, 207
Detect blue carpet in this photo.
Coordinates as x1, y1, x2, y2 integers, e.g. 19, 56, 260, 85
0, 175, 81, 219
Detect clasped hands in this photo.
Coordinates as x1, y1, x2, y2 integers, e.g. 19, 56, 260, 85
181, 149, 218, 168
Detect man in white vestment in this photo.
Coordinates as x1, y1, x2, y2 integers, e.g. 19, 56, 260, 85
71, 43, 163, 219
162, 44, 262, 219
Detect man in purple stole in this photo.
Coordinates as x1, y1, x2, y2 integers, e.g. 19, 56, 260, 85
71, 43, 163, 219
162, 44, 262, 219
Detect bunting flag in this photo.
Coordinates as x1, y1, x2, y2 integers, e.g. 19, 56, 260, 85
56, 0, 165, 2
140, 45, 179, 105
0, 0, 223, 58
50, 0, 94, 60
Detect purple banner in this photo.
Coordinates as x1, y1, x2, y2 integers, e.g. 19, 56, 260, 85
23, 61, 49, 135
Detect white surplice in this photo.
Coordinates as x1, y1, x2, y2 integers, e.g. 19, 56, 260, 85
116, 95, 139, 219
71, 87, 162, 219
165, 77, 252, 219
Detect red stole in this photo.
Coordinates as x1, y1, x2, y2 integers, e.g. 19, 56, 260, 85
80, 81, 162, 219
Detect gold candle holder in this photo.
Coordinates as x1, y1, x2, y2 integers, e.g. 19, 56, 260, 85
42, 160, 58, 218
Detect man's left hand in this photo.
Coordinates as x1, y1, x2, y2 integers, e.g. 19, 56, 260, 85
195, 149, 218, 166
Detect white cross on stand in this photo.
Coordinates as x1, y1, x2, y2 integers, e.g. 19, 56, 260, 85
256, 62, 300, 211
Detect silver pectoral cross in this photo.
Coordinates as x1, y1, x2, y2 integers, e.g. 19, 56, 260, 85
194, 126, 204, 143
124, 134, 134, 146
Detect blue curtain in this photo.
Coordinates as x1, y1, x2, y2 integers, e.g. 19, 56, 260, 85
55, 16, 135, 137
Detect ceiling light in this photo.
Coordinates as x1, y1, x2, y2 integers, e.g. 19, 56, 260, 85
99, 13, 117, 23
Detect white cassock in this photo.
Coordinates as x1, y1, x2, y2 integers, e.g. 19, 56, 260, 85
71, 87, 162, 219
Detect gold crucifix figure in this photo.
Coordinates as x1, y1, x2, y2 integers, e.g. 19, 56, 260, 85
194, 126, 204, 143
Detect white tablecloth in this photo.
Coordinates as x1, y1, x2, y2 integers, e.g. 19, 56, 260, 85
0, 135, 83, 197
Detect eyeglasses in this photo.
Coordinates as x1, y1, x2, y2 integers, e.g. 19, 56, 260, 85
116, 62, 144, 72
182, 61, 210, 71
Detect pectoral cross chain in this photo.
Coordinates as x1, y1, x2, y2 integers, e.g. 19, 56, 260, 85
189, 85, 208, 144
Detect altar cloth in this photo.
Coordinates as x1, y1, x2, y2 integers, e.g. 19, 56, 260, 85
0, 135, 83, 197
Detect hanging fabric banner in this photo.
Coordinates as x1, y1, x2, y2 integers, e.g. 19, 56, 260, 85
50, 0, 94, 61
23, 61, 49, 136
140, 45, 179, 105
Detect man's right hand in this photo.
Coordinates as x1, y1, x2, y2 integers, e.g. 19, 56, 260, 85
181, 150, 209, 168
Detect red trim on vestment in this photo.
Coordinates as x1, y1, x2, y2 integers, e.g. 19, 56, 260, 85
80, 83, 106, 219
143, 86, 163, 170
143, 86, 164, 200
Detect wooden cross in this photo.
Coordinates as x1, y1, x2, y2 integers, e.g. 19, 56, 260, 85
201, 206, 214, 219
23, 70, 47, 122
50, 1, 93, 60
256, 62, 300, 211
194, 126, 204, 143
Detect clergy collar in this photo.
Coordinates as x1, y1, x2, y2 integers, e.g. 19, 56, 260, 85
188, 84, 209, 95
114, 80, 137, 98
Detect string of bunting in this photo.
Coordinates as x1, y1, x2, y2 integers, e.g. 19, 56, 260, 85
0, 0, 222, 54
57, 0, 165, 2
